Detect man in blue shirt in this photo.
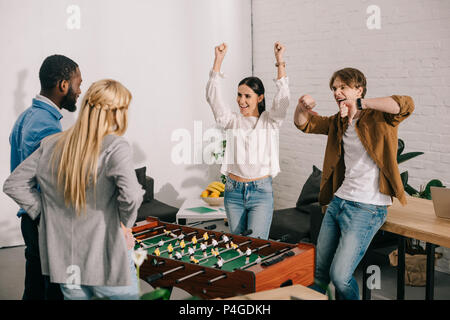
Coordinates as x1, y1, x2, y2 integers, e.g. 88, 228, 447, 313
9, 54, 82, 300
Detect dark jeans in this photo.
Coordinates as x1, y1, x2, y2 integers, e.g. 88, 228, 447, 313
21, 214, 63, 300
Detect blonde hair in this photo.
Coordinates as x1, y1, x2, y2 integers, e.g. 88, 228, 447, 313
51, 79, 132, 215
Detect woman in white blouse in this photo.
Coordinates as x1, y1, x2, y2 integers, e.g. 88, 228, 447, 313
206, 42, 290, 239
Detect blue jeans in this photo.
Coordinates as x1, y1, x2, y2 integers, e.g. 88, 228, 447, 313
311, 196, 387, 300
60, 250, 139, 300
224, 176, 274, 240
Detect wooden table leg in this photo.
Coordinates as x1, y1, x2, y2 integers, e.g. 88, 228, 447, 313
397, 236, 405, 300
425, 243, 435, 300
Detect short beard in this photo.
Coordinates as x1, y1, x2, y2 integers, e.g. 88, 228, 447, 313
60, 86, 77, 112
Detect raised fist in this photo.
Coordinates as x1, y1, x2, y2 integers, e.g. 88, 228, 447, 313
274, 41, 285, 62
215, 43, 228, 60
297, 94, 318, 115
339, 99, 358, 125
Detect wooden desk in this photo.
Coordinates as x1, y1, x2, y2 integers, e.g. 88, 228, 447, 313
367, 196, 450, 300
382, 196, 450, 248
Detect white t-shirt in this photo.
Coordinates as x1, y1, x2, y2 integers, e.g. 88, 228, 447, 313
334, 121, 392, 206
205, 70, 290, 179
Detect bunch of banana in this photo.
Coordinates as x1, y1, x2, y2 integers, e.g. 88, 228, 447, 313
201, 181, 225, 198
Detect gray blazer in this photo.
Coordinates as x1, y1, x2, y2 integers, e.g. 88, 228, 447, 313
3, 134, 144, 286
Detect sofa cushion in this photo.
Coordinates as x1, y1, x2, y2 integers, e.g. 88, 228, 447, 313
135, 166, 147, 188
137, 199, 178, 223
296, 165, 322, 209
144, 176, 154, 201
135, 167, 153, 203
270, 208, 310, 244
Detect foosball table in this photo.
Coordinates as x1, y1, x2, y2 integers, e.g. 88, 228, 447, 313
132, 217, 315, 299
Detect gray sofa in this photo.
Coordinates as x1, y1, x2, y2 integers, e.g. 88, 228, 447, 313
269, 166, 323, 244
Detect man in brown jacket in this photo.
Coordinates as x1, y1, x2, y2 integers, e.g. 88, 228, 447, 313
294, 67, 414, 299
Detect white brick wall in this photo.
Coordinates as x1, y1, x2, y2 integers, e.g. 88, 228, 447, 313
252, 0, 450, 209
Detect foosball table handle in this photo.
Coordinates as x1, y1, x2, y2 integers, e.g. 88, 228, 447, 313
261, 251, 295, 267
147, 265, 186, 283
146, 273, 164, 283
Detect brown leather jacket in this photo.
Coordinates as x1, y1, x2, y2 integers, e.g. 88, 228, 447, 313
295, 95, 415, 206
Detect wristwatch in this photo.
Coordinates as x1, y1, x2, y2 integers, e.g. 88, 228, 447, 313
356, 98, 363, 110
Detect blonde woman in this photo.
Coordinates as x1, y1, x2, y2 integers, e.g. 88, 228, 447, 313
4, 79, 144, 300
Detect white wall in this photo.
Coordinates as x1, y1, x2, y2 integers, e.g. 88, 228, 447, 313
0, 0, 252, 247
252, 0, 450, 209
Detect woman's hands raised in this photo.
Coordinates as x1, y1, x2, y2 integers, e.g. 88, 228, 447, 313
212, 41, 286, 78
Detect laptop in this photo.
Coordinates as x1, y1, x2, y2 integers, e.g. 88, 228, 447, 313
431, 187, 450, 219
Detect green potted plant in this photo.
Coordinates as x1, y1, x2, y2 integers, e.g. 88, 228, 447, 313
212, 139, 227, 185
396, 138, 445, 256
397, 138, 445, 199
